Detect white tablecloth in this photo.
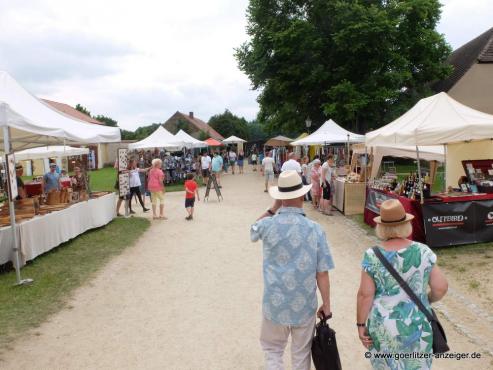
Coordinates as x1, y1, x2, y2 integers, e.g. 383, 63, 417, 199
0, 193, 116, 265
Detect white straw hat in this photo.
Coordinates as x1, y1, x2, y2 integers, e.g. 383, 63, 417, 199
268, 170, 312, 200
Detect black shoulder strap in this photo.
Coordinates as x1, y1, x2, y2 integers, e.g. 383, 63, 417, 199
372, 247, 434, 322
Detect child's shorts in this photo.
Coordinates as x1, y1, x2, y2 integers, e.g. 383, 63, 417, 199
185, 197, 195, 208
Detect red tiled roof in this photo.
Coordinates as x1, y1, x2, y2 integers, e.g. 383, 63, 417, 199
173, 111, 224, 140
42, 99, 104, 125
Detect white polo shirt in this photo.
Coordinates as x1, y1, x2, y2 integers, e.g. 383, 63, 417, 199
281, 159, 302, 173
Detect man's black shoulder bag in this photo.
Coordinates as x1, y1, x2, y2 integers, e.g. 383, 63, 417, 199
372, 247, 449, 354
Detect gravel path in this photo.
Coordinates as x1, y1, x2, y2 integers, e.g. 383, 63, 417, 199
0, 170, 491, 369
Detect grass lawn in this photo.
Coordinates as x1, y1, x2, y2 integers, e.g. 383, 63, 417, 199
89, 168, 204, 192
0, 217, 150, 349
21, 167, 201, 193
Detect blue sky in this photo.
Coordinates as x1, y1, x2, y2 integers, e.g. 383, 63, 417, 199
0, 0, 491, 130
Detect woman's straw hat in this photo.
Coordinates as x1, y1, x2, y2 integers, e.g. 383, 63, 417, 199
374, 199, 414, 225
268, 170, 312, 200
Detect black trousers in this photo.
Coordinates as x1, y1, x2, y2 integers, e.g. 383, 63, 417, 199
129, 186, 146, 210
302, 175, 312, 201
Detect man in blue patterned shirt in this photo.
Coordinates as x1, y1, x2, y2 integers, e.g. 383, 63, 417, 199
251, 170, 335, 370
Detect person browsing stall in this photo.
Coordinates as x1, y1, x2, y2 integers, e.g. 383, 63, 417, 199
200, 151, 212, 186
15, 164, 27, 200
43, 163, 61, 193
251, 170, 335, 370
211, 152, 223, 187
280, 152, 302, 174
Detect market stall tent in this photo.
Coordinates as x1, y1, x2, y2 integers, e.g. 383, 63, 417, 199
265, 135, 293, 147
222, 135, 246, 144
0, 70, 120, 285
0, 71, 120, 151
365, 92, 493, 146
174, 130, 207, 148
127, 126, 184, 150
204, 138, 223, 146
291, 119, 364, 145
14, 145, 89, 161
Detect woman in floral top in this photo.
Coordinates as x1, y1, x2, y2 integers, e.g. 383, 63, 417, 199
357, 199, 448, 370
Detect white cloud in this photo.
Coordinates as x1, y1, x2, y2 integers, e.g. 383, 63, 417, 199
0, 0, 491, 130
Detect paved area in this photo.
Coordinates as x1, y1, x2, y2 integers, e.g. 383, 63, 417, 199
0, 170, 491, 369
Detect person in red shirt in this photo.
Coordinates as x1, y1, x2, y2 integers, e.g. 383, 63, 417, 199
184, 173, 200, 220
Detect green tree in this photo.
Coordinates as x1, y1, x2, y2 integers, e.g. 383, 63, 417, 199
208, 110, 249, 140
75, 104, 91, 117
197, 130, 209, 141
175, 119, 194, 135
246, 119, 268, 141
94, 114, 118, 127
236, 0, 451, 133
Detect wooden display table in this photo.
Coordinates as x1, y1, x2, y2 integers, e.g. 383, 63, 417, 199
333, 178, 366, 215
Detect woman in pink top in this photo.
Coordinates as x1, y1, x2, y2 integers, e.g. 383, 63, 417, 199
310, 159, 322, 209
148, 158, 167, 220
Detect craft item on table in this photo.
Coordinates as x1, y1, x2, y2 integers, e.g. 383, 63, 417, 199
118, 148, 128, 171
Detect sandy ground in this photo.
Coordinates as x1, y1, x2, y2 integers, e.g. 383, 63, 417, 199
0, 169, 492, 369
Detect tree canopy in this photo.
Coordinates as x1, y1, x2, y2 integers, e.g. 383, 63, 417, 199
75, 104, 91, 117
93, 114, 118, 127
236, 0, 451, 134
208, 110, 250, 140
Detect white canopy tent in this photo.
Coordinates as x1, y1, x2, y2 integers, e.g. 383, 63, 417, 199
0, 71, 121, 285
291, 119, 364, 146
0, 71, 120, 152
222, 135, 247, 144
174, 129, 207, 148
366, 92, 493, 146
352, 144, 445, 179
127, 126, 184, 151
14, 145, 89, 161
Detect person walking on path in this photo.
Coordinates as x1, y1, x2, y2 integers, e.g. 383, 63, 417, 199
251, 151, 258, 172
261, 151, 276, 193
148, 158, 167, 220
310, 159, 322, 209
237, 151, 245, 174
184, 173, 200, 220
357, 199, 448, 370
301, 156, 312, 202
128, 160, 150, 214
251, 170, 335, 370
211, 152, 223, 187
200, 151, 212, 186
229, 149, 237, 175
280, 152, 302, 174
320, 154, 336, 215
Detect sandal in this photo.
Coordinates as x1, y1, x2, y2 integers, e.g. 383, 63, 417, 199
159, 216, 168, 220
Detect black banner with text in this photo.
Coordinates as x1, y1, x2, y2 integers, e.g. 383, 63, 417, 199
423, 200, 493, 247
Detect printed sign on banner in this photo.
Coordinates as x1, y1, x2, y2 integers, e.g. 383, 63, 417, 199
5, 154, 18, 201
118, 148, 128, 172
474, 200, 493, 242
424, 200, 493, 247
118, 173, 130, 197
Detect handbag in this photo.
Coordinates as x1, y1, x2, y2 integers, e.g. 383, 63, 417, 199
372, 247, 449, 354
311, 313, 342, 370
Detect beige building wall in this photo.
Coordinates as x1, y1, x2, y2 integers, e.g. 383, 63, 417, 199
449, 64, 493, 114
446, 140, 493, 188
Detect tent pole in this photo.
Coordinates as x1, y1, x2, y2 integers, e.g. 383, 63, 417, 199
416, 146, 424, 204
443, 144, 447, 192
364, 146, 368, 182
347, 134, 350, 166
2, 125, 32, 285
